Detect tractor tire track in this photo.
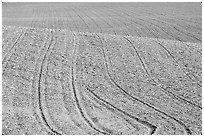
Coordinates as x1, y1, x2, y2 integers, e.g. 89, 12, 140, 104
37, 30, 62, 135
185, 43, 201, 55
155, 41, 202, 88
123, 37, 202, 109
94, 33, 192, 135
2, 28, 28, 73
81, 81, 157, 135
2, 28, 25, 61
70, 32, 110, 135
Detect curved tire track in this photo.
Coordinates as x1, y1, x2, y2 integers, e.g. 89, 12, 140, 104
123, 37, 202, 109
70, 32, 110, 135
37, 30, 62, 135
95, 33, 192, 135
155, 41, 202, 88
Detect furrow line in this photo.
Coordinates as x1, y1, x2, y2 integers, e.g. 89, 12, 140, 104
95, 33, 192, 135
70, 33, 109, 135
37, 30, 62, 135
70, 7, 90, 32
64, 8, 79, 32
2, 28, 29, 73
63, 8, 73, 32
110, 7, 181, 41
155, 41, 202, 88
107, 8, 159, 38
98, 8, 131, 36
82, 83, 157, 135
185, 43, 201, 55
124, 8, 201, 42
124, 37, 202, 109
2, 28, 25, 61
89, 9, 117, 35
73, 6, 103, 33
148, 17, 201, 42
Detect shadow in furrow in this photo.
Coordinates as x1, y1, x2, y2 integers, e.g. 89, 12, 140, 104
37, 30, 62, 135
124, 37, 202, 109
94, 34, 192, 135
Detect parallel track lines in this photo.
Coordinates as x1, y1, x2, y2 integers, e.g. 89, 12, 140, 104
71, 6, 103, 33
64, 8, 79, 32
124, 5, 201, 31
82, 83, 157, 135
70, 7, 90, 32
81, 9, 103, 33
70, 33, 109, 135
37, 30, 62, 135
123, 37, 202, 109
95, 8, 130, 36
123, 8, 201, 42
2, 28, 28, 73
105, 7, 158, 38
155, 41, 202, 88
2, 28, 25, 61
95, 33, 192, 135
88, 9, 117, 35
108, 7, 179, 41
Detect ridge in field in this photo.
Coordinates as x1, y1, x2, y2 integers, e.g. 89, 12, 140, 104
3, 25, 202, 46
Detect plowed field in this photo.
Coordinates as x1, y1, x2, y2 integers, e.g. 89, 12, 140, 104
2, 2, 202, 135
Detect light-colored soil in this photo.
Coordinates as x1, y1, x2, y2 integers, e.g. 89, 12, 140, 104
2, 2, 202, 135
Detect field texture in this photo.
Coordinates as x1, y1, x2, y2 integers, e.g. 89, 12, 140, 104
2, 2, 202, 135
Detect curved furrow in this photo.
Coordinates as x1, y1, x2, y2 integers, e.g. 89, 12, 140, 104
31, 60, 55, 135
155, 41, 202, 88
82, 82, 157, 135
123, 8, 201, 42
149, 18, 201, 42
103, 7, 154, 37
105, 9, 157, 38
42, 32, 67, 134
62, 8, 73, 32
114, 8, 183, 41
37, 30, 62, 135
2, 28, 28, 73
97, 8, 131, 36
71, 33, 109, 135
89, 9, 117, 35
71, 6, 103, 33
185, 43, 201, 55
71, 68, 109, 135
125, 6, 202, 34
123, 37, 202, 109
127, 5, 201, 28
106, 6, 181, 41
70, 7, 90, 32
64, 8, 79, 32
94, 33, 192, 135
82, 10, 103, 33
2, 27, 25, 60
